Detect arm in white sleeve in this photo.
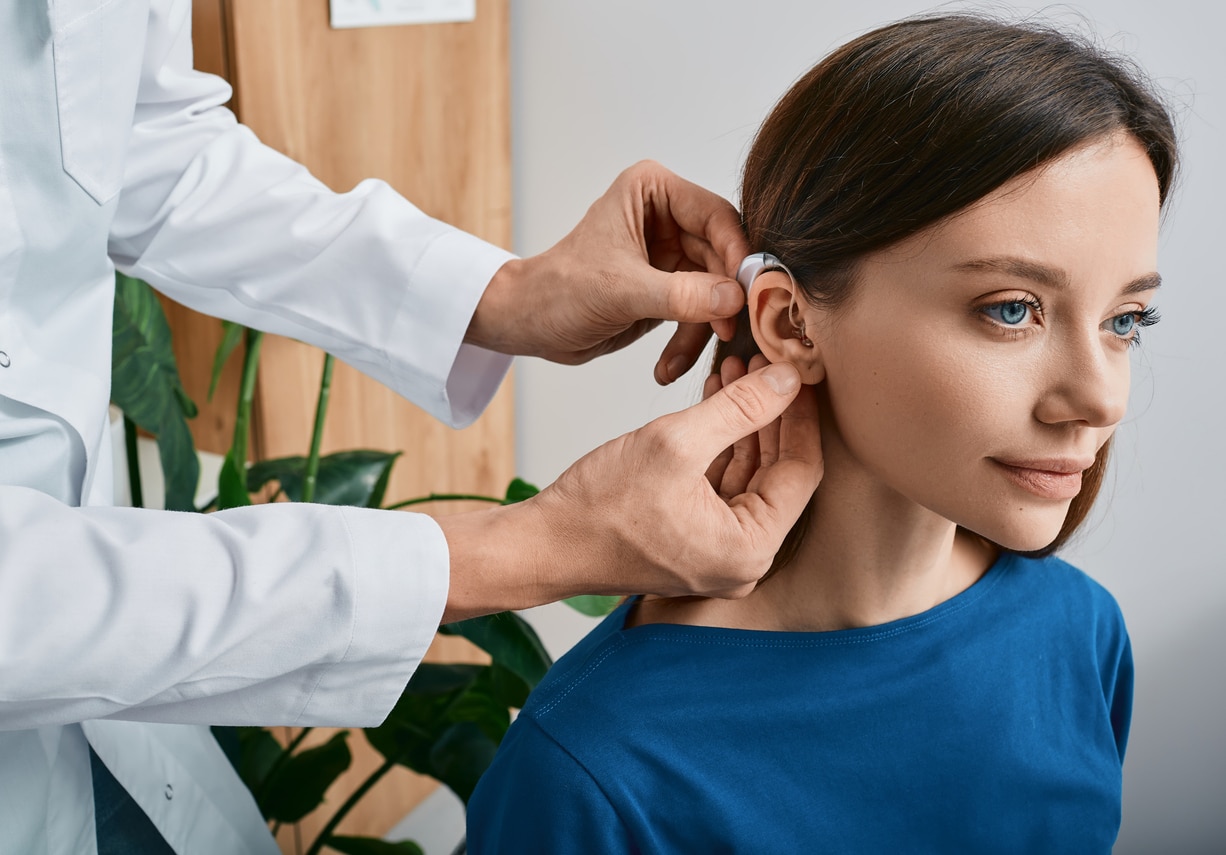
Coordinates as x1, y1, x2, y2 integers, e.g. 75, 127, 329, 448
0, 487, 447, 731
108, 0, 513, 427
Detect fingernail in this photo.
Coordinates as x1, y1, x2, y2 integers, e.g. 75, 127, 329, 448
762, 363, 800, 395
711, 280, 743, 316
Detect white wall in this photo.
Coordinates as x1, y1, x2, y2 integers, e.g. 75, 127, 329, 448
511, 1, 1226, 850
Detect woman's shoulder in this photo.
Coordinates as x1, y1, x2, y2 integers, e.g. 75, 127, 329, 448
1005, 552, 1124, 610
518, 599, 798, 742
521, 600, 712, 719
999, 552, 1130, 647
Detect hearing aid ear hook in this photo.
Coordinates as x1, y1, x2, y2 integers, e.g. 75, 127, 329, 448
735, 252, 813, 347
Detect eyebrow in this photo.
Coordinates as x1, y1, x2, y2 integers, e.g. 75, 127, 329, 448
952, 257, 1162, 296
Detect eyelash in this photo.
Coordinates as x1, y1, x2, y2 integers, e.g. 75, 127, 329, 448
1124, 306, 1162, 348
979, 299, 1161, 349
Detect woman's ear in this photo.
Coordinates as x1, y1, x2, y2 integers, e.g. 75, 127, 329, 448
747, 270, 826, 383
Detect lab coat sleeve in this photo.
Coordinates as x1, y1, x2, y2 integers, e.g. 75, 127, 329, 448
0, 0, 514, 731
108, 0, 514, 428
0, 487, 448, 731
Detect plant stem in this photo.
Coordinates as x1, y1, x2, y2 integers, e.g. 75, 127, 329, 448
123, 415, 143, 509
384, 492, 503, 511
282, 726, 314, 757
256, 726, 316, 804
231, 329, 264, 471
304, 756, 397, 855
302, 353, 335, 504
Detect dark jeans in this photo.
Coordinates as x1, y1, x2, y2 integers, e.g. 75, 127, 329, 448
89, 747, 175, 855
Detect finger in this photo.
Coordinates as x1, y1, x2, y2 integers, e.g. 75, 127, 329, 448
746, 355, 780, 467
642, 162, 751, 280
675, 230, 729, 280
712, 315, 738, 342
771, 380, 822, 471
739, 381, 823, 532
633, 267, 745, 326
701, 372, 734, 488
718, 358, 759, 498
678, 231, 743, 343
655, 322, 714, 385
679, 362, 803, 466
720, 354, 747, 385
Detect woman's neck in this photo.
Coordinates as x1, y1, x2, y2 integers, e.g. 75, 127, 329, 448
743, 467, 995, 631
632, 424, 997, 633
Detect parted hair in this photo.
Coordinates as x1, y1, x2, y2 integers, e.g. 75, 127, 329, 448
719, 14, 1178, 568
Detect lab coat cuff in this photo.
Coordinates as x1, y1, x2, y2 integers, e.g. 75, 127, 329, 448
388, 229, 514, 428
295, 507, 450, 726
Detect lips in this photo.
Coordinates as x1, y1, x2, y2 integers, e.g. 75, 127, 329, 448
991, 457, 1094, 501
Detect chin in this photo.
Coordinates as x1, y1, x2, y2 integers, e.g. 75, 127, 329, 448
962, 506, 1070, 555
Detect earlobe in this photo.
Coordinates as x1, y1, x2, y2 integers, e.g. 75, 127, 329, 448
747, 271, 826, 384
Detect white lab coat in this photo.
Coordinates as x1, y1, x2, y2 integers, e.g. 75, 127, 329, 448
0, 0, 514, 852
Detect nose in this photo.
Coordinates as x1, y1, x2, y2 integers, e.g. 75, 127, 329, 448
1033, 332, 1129, 429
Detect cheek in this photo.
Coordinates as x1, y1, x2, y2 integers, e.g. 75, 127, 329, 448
823, 324, 1014, 473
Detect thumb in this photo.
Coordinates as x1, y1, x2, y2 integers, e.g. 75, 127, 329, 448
682, 363, 802, 463
631, 269, 745, 325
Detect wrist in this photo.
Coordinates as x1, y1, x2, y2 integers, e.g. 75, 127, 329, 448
438, 497, 567, 622
465, 257, 525, 355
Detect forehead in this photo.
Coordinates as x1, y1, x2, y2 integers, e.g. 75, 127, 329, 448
868, 134, 1161, 281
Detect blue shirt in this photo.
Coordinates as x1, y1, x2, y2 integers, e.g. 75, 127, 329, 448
468, 554, 1132, 854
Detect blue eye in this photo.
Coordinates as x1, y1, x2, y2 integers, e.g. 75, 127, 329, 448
1109, 306, 1160, 348
983, 300, 1033, 326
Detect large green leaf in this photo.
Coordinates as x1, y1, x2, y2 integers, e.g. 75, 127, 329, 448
217, 448, 252, 510
365, 664, 483, 762
563, 594, 623, 617
247, 450, 401, 507
208, 320, 245, 402
365, 663, 510, 803
152, 410, 201, 513
439, 611, 552, 689
501, 477, 539, 504
403, 662, 487, 698
259, 730, 352, 823
233, 726, 284, 795
111, 273, 200, 511
486, 662, 532, 710
444, 668, 512, 744
429, 721, 500, 804
326, 837, 424, 855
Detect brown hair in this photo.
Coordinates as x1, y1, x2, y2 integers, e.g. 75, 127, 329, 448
720, 14, 1178, 568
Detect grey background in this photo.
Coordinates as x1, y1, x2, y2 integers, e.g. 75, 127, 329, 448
510, 1, 1226, 850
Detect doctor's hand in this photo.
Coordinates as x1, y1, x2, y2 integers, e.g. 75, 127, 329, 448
438, 363, 823, 622
465, 160, 750, 385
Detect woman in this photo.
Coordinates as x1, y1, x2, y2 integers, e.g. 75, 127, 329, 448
467, 15, 1176, 853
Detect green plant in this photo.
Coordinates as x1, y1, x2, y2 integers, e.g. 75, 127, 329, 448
110, 274, 618, 853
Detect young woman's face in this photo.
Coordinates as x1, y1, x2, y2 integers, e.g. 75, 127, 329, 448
809, 134, 1161, 551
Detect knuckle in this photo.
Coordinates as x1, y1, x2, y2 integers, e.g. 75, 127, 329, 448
718, 381, 772, 428
621, 159, 662, 188
637, 417, 687, 460
630, 158, 663, 176
665, 278, 704, 320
